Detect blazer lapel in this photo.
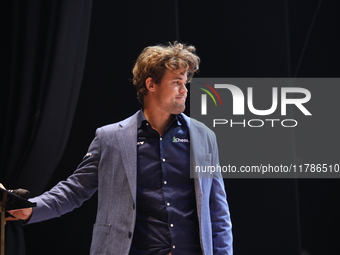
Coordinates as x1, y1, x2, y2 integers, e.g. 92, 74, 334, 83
183, 114, 204, 215
116, 112, 139, 200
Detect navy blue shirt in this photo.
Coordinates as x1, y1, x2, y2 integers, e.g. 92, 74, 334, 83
129, 111, 202, 255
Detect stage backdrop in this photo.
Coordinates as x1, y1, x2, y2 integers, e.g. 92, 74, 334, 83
2, 0, 339, 255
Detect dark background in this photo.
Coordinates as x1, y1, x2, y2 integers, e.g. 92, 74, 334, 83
2, 0, 340, 254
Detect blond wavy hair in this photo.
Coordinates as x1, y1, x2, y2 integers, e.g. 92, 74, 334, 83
132, 42, 200, 104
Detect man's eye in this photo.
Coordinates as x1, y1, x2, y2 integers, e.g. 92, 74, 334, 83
175, 81, 187, 86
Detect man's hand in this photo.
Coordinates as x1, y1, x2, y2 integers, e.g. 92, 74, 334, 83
0, 183, 33, 221
7, 208, 33, 221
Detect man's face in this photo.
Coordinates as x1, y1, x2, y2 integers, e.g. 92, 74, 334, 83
152, 68, 188, 115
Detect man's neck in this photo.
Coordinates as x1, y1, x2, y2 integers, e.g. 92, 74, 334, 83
142, 108, 174, 135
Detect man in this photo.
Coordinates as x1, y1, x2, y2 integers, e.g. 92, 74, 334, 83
8, 42, 232, 254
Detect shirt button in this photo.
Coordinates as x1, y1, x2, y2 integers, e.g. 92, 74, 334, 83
167, 202, 170, 206
170, 224, 174, 227
172, 245, 176, 249
160, 137, 162, 140
162, 158, 165, 162
164, 181, 167, 185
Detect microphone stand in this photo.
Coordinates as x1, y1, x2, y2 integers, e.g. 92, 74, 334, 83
0, 191, 7, 255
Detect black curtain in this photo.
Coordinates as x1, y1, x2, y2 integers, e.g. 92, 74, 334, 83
0, 1, 93, 254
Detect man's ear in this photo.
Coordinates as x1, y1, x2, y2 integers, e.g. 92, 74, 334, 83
145, 77, 156, 92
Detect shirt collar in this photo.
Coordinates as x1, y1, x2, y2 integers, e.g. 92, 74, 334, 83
137, 109, 184, 129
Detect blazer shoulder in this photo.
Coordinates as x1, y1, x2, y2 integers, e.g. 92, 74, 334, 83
96, 111, 140, 135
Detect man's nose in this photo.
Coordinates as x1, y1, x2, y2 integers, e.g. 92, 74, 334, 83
179, 83, 188, 93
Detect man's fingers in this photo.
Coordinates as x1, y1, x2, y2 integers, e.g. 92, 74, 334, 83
0, 183, 5, 189
7, 208, 33, 220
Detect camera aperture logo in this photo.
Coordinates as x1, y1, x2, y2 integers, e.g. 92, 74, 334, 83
198, 82, 223, 114
193, 80, 312, 128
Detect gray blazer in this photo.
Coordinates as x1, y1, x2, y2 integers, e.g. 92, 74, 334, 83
29, 111, 232, 254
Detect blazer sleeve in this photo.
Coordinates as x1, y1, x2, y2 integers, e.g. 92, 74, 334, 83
28, 129, 101, 224
210, 176, 233, 254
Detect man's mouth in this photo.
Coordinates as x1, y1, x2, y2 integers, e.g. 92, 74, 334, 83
175, 95, 186, 100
